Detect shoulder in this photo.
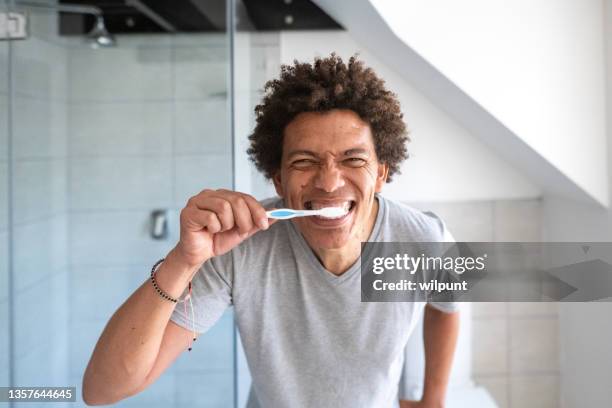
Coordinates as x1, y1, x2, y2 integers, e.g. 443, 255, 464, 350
259, 195, 284, 209
379, 195, 453, 242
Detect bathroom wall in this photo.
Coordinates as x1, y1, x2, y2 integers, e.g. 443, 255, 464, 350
369, 0, 608, 206
65, 33, 234, 407
7, 8, 71, 397
540, 1, 612, 406
411, 199, 559, 408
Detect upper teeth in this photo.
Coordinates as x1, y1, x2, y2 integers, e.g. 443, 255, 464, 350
308, 201, 352, 211
306, 201, 352, 219
320, 208, 348, 219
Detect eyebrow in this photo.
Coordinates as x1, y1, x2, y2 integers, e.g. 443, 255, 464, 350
343, 148, 369, 156
287, 148, 370, 159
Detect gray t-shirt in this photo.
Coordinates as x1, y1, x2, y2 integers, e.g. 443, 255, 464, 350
171, 194, 458, 408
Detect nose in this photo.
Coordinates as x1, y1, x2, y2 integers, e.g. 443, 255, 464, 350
313, 162, 345, 192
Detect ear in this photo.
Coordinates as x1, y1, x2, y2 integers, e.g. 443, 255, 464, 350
272, 171, 284, 197
375, 162, 389, 192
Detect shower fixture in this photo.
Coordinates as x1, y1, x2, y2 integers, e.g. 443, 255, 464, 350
86, 15, 115, 48
15, 1, 116, 48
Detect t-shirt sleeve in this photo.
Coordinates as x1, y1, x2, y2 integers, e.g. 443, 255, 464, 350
422, 211, 460, 314
170, 251, 233, 334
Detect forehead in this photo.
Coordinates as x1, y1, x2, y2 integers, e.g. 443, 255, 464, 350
283, 109, 374, 153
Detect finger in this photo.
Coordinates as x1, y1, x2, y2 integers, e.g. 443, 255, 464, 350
191, 195, 235, 232
251, 218, 278, 236
202, 190, 253, 235
241, 194, 269, 230
226, 195, 254, 235
200, 210, 222, 234
181, 208, 221, 233
206, 191, 258, 234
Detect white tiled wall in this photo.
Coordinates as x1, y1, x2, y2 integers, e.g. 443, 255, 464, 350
174, 99, 230, 155
69, 157, 174, 210
12, 159, 67, 223
68, 37, 173, 102
13, 214, 67, 291
66, 33, 233, 407
12, 94, 67, 158
4, 8, 234, 406
12, 36, 68, 102
68, 102, 173, 156
7, 8, 71, 394
412, 200, 559, 408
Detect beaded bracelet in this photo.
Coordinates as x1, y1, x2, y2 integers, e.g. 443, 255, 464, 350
150, 258, 178, 303
150, 258, 197, 351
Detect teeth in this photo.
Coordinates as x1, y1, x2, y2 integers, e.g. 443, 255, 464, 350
320, 209, 347, 219
304, 200, 353, 219
307, 201, 351, 211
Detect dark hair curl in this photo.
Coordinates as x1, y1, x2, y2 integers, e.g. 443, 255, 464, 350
247, 53, 409, 182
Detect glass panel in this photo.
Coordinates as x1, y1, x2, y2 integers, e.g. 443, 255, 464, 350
8, 0, 73, 395
232, 3, 280, 406
0, 0, 10, 390
7, 0, 233, 406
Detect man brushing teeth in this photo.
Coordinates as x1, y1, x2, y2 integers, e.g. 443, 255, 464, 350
84, 55, 460, 408
273, 108, 385, 271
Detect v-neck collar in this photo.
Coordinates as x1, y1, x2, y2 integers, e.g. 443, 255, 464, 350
286, 194, 386, 285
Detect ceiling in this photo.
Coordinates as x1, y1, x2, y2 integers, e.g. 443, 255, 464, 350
59, 0, 342, 35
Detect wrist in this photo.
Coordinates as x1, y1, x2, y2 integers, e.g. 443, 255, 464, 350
153, 249, 202, 299
172, 242, 209, 270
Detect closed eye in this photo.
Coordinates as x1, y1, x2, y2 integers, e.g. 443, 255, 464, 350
343, 158, 367, 167
291, 159, 318, 168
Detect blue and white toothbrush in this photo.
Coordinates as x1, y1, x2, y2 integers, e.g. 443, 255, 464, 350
266, 207, 348, 220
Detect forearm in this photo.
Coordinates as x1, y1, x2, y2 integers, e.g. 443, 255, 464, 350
82, 248, 201, 404
420, 305, 460, 406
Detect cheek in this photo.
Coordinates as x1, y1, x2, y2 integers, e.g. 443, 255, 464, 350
346, 169, 378, 193
375, 179, 385, 192
286, 171, 313, 190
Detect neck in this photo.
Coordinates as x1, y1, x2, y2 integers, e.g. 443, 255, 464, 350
313, 197, 379, 275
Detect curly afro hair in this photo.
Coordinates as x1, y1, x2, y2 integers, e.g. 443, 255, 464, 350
247, 53, 409, 183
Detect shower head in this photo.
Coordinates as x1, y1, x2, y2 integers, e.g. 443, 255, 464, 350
87, 16, 116, 48
16, 1, 117, 48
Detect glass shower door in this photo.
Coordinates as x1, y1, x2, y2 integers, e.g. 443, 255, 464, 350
1, 0, 10, 392
5, 1, 235, 406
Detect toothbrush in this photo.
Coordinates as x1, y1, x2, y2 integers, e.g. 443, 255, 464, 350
266, 207, 348, 220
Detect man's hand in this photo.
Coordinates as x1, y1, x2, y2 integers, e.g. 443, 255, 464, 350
174, 189, 274, 268
399, 305, 459, 408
